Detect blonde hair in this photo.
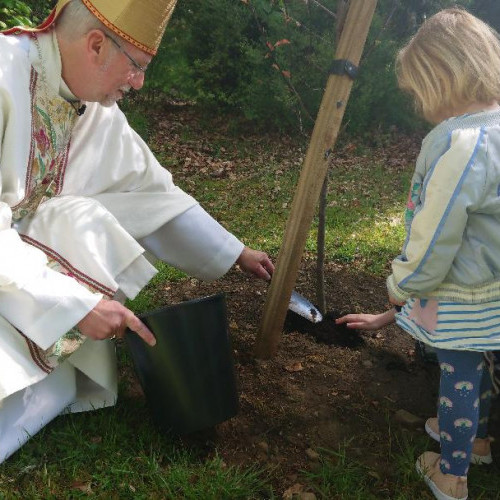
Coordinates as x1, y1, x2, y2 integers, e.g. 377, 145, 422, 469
396, 8, 500, 123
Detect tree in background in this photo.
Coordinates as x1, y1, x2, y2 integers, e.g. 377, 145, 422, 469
148, 0, 465, 134
3, 0, 498, 134
148, 0, 339, 133
0, 0, 34, 29
0, 0, 51, 29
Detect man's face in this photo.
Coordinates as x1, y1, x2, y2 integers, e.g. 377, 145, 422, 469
95, 36, 151, 107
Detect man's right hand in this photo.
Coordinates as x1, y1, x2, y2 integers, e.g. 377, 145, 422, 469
77, 299, 156, 346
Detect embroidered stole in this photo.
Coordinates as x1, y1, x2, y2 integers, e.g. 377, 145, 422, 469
10, 67, 102, 372
12, 67, 77, 221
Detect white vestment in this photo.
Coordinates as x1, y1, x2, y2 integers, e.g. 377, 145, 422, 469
0, 30, 244, 462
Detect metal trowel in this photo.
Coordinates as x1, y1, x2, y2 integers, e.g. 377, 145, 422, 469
288, 289, 323, 323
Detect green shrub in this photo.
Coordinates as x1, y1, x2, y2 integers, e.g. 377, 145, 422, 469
147, 0, 336, 132
144, 0, 425, 134
145, 0, 492, 134
0, 0, 34, 29
0, 0, 51, 29
346, 39, 425, 136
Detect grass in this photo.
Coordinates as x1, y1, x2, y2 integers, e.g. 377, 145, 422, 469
126, 261, 187, 314
301, 432, 500, 499
0, 401, 272, 499
2, 401, 499, 498
155, 145, 410, 277
301, 445, 379, 499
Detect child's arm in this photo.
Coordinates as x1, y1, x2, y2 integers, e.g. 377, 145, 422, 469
335, 308, 396, 331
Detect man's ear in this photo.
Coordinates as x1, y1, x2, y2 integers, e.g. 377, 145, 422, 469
85, 29, 109, 64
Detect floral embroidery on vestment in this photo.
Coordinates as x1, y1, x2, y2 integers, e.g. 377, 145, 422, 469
11, 68, 77, 221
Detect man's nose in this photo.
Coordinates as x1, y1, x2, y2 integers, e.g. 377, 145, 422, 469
129, 71, 145, 90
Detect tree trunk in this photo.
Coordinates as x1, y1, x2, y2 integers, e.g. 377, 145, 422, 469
315, 0, 350, 315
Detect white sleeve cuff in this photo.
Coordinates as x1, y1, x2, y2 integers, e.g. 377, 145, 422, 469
140, 204, 244, 281
386, 274, 411, 304
0, 267, 102, 350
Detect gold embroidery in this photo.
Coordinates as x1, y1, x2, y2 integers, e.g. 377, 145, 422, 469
12, 69, 78, 221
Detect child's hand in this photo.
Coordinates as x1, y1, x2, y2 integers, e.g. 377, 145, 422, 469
335, 309, 396, 331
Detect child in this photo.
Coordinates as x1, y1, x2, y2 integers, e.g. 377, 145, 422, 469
345, 8, 500, 499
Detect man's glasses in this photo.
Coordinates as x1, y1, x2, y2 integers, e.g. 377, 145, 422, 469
105, 34, 147, 77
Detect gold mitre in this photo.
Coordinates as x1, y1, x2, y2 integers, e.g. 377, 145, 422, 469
80, 0, 178, 55
2, 0, 177, 55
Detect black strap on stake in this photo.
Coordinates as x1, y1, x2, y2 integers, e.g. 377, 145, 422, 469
330, 59, 358, 79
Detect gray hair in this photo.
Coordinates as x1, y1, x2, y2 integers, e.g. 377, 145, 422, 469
55, 0, 114, 41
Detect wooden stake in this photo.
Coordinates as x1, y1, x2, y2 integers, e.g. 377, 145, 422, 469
255, 0, 378, 359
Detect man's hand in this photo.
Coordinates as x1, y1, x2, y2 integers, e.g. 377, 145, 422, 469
77, 299, 156, 346
236, 246, 274, 280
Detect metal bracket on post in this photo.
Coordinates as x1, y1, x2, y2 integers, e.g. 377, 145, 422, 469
330, 59, 359, 79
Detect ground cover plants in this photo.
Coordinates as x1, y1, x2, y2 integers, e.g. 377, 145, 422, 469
0, 102, 499, 499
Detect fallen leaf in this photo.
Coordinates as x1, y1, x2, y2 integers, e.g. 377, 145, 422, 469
305, 448, 320, 460
283, 483, 305, 499
275, 39, 291, 47
71, 481, 92, 494
285, 362, 304, 372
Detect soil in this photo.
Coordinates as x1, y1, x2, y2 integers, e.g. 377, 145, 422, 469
120, 260, 500, 497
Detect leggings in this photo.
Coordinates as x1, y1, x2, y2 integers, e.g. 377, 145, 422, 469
435, 348, 494, 476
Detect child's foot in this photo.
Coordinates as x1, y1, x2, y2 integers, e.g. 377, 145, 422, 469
425, 417, 493, 465
416, 451, 468, 500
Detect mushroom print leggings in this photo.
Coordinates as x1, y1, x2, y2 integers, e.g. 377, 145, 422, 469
435, 348, 494, 476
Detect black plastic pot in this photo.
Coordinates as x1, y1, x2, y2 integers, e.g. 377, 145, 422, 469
125, 293, 239, 434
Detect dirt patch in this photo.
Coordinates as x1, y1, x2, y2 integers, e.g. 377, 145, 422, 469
284, 310, 365, 348
120, 260, 500, 494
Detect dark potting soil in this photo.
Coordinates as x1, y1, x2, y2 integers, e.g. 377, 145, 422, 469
284, 309, 365, 348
